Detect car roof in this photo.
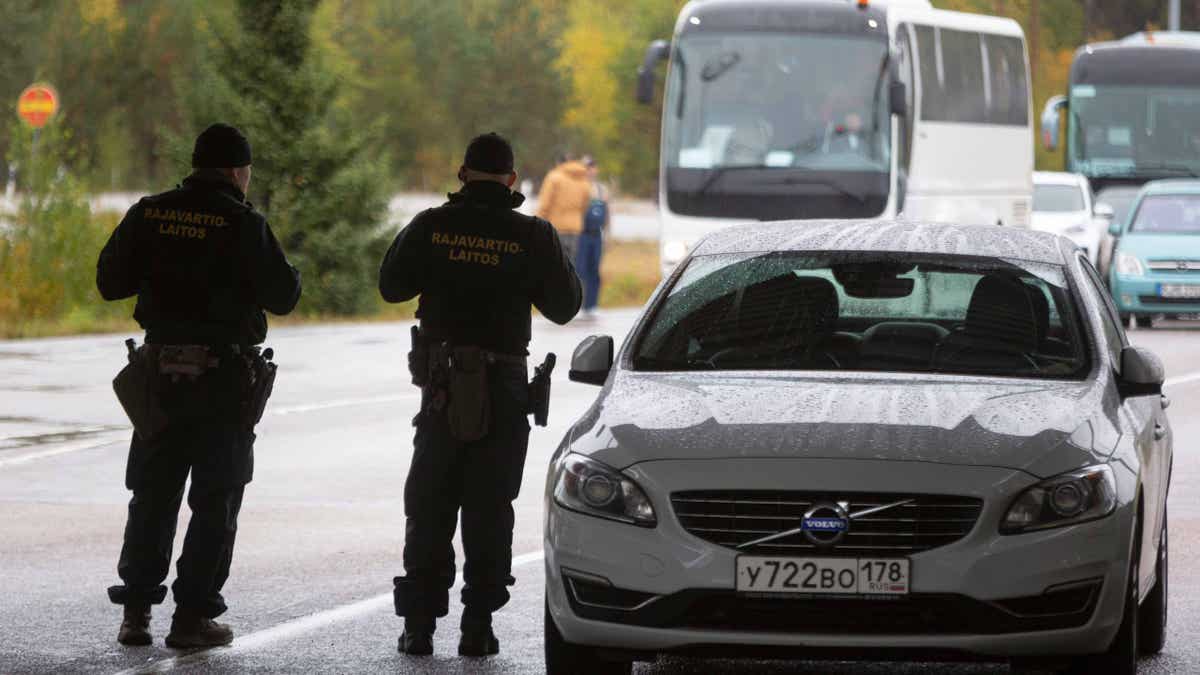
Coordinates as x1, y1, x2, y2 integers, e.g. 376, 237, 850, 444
691, 220, 1069, 264
1139, 179, 1200, 196
1033, 171, 1085, 186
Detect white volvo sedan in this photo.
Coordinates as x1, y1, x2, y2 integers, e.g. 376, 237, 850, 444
544, 221, 1171, 675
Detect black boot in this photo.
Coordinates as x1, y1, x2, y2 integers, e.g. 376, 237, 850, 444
117, 604, 152, 646
458, 612, 499, 657
398, 617, 434, 655
165, 607, 234, 648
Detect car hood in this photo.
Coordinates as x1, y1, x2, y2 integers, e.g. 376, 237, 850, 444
1031, 211, 1091, 233
571, 372, 1121, 478
1116, 232, 1200, 259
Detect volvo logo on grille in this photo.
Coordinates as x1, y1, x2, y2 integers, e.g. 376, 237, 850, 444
801, 502, 850, 545
737, 497, 916, 550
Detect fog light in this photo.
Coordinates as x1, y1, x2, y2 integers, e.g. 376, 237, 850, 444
1121, 294, 1133, 305
582, 475, 618, 507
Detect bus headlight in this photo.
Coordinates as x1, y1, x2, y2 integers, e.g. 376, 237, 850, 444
661, 240, 689, 267
1115, 251, 1145, 276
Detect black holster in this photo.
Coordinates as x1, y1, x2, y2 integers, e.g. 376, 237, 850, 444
112, 339, 169, 441
243, 347, 277, 431
528, 353, 556, 427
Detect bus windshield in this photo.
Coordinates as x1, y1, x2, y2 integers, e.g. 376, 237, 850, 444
664, 32, 890, 220
1069, 84, 1200, 178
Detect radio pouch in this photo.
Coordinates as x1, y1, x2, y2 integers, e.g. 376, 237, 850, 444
447, 346, 490, 442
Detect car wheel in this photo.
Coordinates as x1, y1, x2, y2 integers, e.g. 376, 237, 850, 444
1064, 536, 1140, 674
1139, 508, 1168, 655
545, 600, 633, 675
1136, 316, 1153, 329
1120, 313, 1132, 327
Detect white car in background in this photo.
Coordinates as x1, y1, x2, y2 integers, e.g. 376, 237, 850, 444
1032, 171, 1105, 265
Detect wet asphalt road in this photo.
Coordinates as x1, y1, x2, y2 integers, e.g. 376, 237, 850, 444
2, 311, 1200, 674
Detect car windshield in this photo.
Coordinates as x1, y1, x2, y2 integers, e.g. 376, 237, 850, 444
633, 252, 1089, 378
1034, 184, 1085, 212
1130, 194, 1200, 233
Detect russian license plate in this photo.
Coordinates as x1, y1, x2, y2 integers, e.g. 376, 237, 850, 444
736, 556, 910, 595
1159, 284, 1200, 299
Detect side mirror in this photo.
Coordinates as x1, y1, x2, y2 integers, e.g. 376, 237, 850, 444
636, 40, 670, 105
569, 335, 614, 386
1108, 219, 1123, 237
1040, 95, 1068, 151
1118, 346, 1165, 398
1094, 202, 1115, 221
889, 81, 908, 117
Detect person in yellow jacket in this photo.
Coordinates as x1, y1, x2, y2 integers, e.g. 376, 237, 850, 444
536, 155, 592, 261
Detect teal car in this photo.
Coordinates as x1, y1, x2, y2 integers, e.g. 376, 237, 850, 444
1108, 180, 1200, 328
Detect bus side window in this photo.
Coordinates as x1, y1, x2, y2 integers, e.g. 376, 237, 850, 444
984, 34, 1029, 126
895, 24, 916, 212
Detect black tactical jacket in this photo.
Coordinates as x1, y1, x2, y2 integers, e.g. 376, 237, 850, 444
379, 181, 582, 355
97, 172, 301, 345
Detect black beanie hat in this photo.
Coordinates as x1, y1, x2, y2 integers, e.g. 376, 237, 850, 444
192, 123, 252, 169
463, 132, 514, 174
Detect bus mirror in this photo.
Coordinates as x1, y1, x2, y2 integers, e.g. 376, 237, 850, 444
1041, 95, 1068, 151
636, 40, 670, 105
889, 82, 908, 117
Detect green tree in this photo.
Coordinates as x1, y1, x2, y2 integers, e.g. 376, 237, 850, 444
185, 0, 391, 315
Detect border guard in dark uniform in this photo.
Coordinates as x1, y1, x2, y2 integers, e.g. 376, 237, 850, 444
380, 133, 581, 657
98, 123, 301, 648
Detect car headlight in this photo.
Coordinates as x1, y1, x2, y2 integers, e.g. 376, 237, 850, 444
661, 240, 689, 267
1115, 251, 1145, 276
1000, 465, 1117, 535
553, 454, 656, 527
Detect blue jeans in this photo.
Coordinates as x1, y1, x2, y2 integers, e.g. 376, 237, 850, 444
576, 231, 603, 311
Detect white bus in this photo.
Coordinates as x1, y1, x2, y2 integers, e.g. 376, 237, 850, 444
637, 0, 1034, 272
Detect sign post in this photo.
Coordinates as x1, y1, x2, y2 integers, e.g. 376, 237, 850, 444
15, 83, 58, 182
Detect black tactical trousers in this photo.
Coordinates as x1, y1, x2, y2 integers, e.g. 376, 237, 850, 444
108, 364, 253, 618
394, 364, 530, 621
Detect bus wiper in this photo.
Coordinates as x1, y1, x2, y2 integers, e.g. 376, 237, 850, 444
761, 175, 868, 204
1133, 162, 1199, 177
695, 164, 767, 196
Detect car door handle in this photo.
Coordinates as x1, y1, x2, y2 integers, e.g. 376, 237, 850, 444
1161, 394, 1171, 410
1154, 424, 1167, 441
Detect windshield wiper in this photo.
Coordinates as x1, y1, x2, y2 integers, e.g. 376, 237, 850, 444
695, 164, 769, 196
760, 175, 868, 204
1132, 162, 1199, 177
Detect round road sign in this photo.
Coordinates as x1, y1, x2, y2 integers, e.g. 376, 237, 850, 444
17, 84, 58, 129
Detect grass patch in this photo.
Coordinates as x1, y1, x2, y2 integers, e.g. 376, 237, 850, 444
598, 240, 661, 308
2, 241, 660, 340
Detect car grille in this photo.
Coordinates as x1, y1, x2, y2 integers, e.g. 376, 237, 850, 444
1139, 295, 1200, 305
1147, 260, 1200, 273
672, 491, 983, 556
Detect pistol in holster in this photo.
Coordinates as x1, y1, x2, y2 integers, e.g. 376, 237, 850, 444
243, 346, 277, 431
528, 352, 556, 427
112, 338, 169, 441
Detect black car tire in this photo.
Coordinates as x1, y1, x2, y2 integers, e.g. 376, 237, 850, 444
545, 601, 633, 675
1135, 315, 1153, 329
1120, 313, 1132, 327
1139, 508, 1168, 655
1064, 536, 1140, 674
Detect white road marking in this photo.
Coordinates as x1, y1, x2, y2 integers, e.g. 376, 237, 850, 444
0, 394, 419, 468
111, 550, 545, 675
1166, 370, 1200, 388
270, 393, 417, 416
0, 434, 127, 468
